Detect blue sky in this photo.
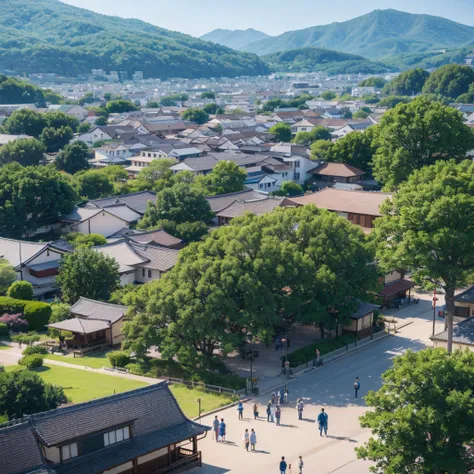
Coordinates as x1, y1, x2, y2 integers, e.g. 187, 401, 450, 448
61, 0, 474, 36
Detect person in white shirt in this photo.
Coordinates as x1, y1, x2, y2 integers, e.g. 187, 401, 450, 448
298, 455, 304, 473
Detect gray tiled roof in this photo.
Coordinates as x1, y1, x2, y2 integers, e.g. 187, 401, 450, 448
61, 207, 101, 223
454, 286, 474, 303
47, 318, 110, 334
206, 188, 266, 212
0, 421, 46, 474
31, 383, 207, 447
351, 301, 380, 320
70, 297, 127, 324
126, 230, 183, 248
131, 243, 180, 272
216, 197, 294, 219
87, 191, 156, 215
432, 316, 474, 345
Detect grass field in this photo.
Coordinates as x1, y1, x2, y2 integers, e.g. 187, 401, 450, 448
45, 352, 112, 369
169, 385, 237, 419
0, 344, 10, 350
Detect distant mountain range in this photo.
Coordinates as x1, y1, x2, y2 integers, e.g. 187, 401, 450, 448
0, 0, 269, 79
201, 28, 270, 50
242, 10, 474, 61
262, 47, 393, 75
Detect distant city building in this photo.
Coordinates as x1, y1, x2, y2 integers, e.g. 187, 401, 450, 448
133, 71, 144, 81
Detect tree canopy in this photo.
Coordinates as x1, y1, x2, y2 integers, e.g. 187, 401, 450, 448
105, 100, 138, 114
57, 247, 120, 304
0, 138, 46, 167
271, 181, 304, 197
293, 126, 331, 146
55, 141, 90, 174
40, 126, 73, 153
371, 97, 474, 190
0, 163, 77, 236
201, 92, 216, 99
199, 160, 246, 196
0, 258, 16, 295
422, 64, 474, 99
375, 160, 474, 352
7, 281, 34, 300
0, 74, 62, 105
270, 122, 292, 142
73, 169, 115, 200
358, 77, 386, 88
384, 68, 430, 96
0, 368, 67, 420
357, 348, 474, 473
124, 206, 377, 363
181, 108, 210, 125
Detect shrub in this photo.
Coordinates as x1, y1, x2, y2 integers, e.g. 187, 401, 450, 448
107, 350, 131, 368
7, 281, 34, 300
0, 322, 9, 337
19, 354, 44, 369
11, 332, 41, 346
22, 345, 48, 356
283, 333, 356, 367
0, 297, 52, 332
0, 313, 28, 332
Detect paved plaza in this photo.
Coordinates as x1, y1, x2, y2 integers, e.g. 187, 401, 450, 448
193, 292, 444, 474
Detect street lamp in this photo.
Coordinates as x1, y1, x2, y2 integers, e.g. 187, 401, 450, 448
285, 319, 290, 380
247, 332, 254, 394
432, 290, 438, 337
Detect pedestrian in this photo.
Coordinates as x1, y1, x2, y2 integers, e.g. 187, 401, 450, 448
298, 456, 304, 474
275, 405, 281, 426
250, 428, 257, 451
271, 403, 276, 423
212, 415, 219, 442
271, 391, 276, 405
266, 402, 271, 422
284, 386, 289, 404
297, 399, 304, 420
354, 377, 360, 398
315, 348, 323, 367
280, 456, 288, 474
277, 390, 281, 405
237, 401, 244, 420
219, 418, 226, 442
288, 463, 292, 474
242, 428, 249, 451
253, 403, 259, 420
275, 337, 281, 351
317, 408, 328, 437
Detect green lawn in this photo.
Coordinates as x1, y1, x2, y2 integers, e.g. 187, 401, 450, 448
45, 352, 112, 369
0, 344, 11, 350
7, 364, 148, 403
169, 385, 237, 419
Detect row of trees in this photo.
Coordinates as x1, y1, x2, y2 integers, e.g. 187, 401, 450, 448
122, 206, 378, 364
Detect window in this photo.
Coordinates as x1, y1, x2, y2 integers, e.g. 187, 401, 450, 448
295, 161, 300, 168
142, 268, 145, 277
295, 173, 300, 181
148, 269, 152, 278
104, 426, 130, 447
61, 443, 78, 461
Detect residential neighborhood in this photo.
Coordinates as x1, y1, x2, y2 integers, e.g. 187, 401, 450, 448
1, 2, 474, 474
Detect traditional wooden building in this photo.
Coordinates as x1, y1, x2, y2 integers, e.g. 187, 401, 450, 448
0, 383, 209, 474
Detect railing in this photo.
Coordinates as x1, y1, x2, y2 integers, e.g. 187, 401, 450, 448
73, 342, 111, 358
164, 377, 244, 395
155, 452, 201, 474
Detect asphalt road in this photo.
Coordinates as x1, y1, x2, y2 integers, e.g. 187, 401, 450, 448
194, 301, 443, 474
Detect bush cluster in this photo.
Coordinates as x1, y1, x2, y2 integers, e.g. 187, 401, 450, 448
0, 313, 28, 332
19, 354, 44, 369
107, 351, 131, 368
22, 346, 48, 356
0, 297, 52, 331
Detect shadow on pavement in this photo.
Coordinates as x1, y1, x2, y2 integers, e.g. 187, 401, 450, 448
193, 464, 231, 473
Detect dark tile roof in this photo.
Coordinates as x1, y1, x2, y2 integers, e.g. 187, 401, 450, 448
216, 197, 296, 219
47, 318, 110, 334
131, 243, 180, 272
87, 191, 156, 215
432, 316, 474, 345
31, 383, 207, 447
126, 229, 183, 248
351, 301, 380, 320
381, 278, 415, 297
0, 421, 46, 474
454, 286, 474, 304
206, 188, 266, 212
70, 297, 127, 324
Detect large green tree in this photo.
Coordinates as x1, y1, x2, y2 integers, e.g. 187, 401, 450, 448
0, 138, 46, 167
40, 126, 73, 153
375, 160, 474, 353
55, 141, 90, 174
124, 206, 377, 363
0, 369, 67, 420
422, 64, 474, 99
0, 259, 16, 295
73, 169, 115, 200
57, 248, 120, 304
2, 109, 47, 137
384, 68, 430, 96
43, 111, 79, 132
293, 126, 331, 146
182, 108, 209, 124
0, 163, 77, 235
105, 100, 138, 114
200, 160, 246, 196
270, 122, 292, 142
371, 97, 474, 190
7, 281, 34, 300
131, 159, 176, 192
358, 77, 386, 88
357, 348, 474, 473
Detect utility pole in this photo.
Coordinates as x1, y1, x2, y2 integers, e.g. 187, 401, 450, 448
285, 319, 289, 380
198, 398, 201, 420
432, 290, 438, 337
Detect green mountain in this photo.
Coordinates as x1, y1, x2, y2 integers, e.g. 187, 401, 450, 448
244, 10, 474, 60
262, 47, 393, 75
0, 0, 269, 79
201, 28, 270, 50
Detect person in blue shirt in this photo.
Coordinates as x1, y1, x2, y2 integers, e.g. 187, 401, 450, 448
317, 408, 328, 437
354, 377, 360, 398
237, 401, 244, 420
279, 456, 288, 473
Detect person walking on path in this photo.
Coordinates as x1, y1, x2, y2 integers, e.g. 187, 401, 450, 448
271, 403, 276, 423
266, 403, 271, 422
284, 386, 289, 404
275, 405, 281, 426
213, 416, 220, 442
318, 408, 328, 437
237, 401, 244, 420
271, 392, 276, 405
243, 428, 250, 451
297, 399, 304, 420
250, 429, 257, 451
280, 456, 288, 474
253, 403, 259, 420
277, 390, 281, 405
288, 464, 292, 474
219, 418, 226, 442
297, 456, 304, 474
354, 377, 360, 398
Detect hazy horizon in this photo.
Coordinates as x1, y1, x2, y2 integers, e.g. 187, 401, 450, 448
60, 0, 474, 37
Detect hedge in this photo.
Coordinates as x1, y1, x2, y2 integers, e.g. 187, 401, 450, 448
0, 322, 9, 337
0, 297, 51, 332
107, 351, 131, 368
283, 334, 356, 367
18, 354, 44, 369
23, 346, 49, 356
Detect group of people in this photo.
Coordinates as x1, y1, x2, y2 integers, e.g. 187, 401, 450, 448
279, 455, 304, 474
213, 416, 227, 443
